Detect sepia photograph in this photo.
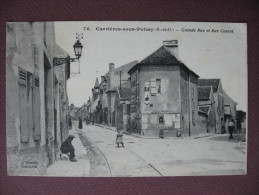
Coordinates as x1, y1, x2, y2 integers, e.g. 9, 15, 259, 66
6, 21, 247, 177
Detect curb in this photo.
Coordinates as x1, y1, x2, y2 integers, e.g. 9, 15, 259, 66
95, 124, 182, 139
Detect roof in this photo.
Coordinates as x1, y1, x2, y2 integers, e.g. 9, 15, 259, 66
198, 106, 210, 115
198, 79, 220, 92
113, 60, 138, 73
198, 86, 212, 100
128, 45, 199, 77
118, 81, 131, 101
55, 44, 69, 58
94, 77, 99, 89
223, 90, 237, 106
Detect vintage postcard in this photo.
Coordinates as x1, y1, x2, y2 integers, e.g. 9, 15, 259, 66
6, 21, 247, 176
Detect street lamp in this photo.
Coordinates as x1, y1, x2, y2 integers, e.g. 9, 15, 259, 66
53, 34, 83, 67
73, 40, 83, 59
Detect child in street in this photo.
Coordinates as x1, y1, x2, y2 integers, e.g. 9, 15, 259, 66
116, 128, 124, 148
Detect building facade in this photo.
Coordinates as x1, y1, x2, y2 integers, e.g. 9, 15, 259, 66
198, 86, 216, 133
128, 40, 199, 137
198, 79, 225, 133
6, 22, 70, 175
90, 61, 138, 127
114, 81, 131, 130
223, 90, 237, 133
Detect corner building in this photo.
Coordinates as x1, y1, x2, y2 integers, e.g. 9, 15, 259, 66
128, 40, 199, 137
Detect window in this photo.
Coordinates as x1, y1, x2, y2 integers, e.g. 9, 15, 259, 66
18, 68, 29, 143
161, 79, 166, 95
150, 79, 157, 95
192, 110, 195, 125
144, 82, 150, 92
151, 78, 166, 95
191, 87, 194, 100
156, 79, 161, 93
18, 67, 41, 143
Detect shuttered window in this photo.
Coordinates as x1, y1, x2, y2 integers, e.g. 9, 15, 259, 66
156, 79, 161, 93
192, 110, 195, 125
161, 79, 166, 95
33, 76, 41, 141
150, 79, 157, 95
18, 68, 29, 143
191, 87, 194, 100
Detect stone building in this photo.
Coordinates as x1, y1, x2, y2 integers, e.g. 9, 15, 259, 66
54, 44, 70, 148
104, 61, 138, 126
114, 81, 131, 130
6, 22, 70, 175
90, 61, 138, 126
197, 86, 216, 133
198, 79, 225, 133
223, 90, 237, 133
128, 40, 199, 137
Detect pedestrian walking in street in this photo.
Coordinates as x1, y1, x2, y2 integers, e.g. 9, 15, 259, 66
78, 117, 83, 129
92, 119, 95, 125
228, 119, 235, 139
116, 128, 124, 148
86, 118, 90, 125
60, 135, 77, 162
68, 115, 72, 130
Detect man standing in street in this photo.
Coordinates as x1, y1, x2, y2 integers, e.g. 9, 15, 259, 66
228, 119, 235, 139
60, 135, 77, 162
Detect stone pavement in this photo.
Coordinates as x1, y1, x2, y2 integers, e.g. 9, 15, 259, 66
45, 127, 90, 177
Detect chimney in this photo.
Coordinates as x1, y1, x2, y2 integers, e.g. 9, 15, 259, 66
163, 40, 178, 58
109, 63, 114, 72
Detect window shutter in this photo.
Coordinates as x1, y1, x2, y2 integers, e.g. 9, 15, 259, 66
18, 68, 29, 143
161, 79, 166, 95
33, 76, 41, 141
191, 87, 194, 100
150, 79, 157, 95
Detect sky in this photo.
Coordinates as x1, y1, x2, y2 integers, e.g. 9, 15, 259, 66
55, 21, 247, 112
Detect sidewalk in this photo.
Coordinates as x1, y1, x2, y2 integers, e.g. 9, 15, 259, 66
95, 123, 212, 139
45, 127, 90, 177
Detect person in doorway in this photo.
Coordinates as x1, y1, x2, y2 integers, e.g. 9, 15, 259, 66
78, 117, 83, 129
60, 135, 77, 162
228, 119, 235, 139
116, 128, 124, 148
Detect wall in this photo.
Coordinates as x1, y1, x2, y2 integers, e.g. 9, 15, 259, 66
6, 22, 57, 175
197, 113, 208, 134
114, 91, 124, 130
188, 73, 199, 136
138, 65, 181, 136
180, 69, 199, 136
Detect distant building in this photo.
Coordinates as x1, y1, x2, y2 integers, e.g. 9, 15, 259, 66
114, 81, 131, 130
223, 90, 237, 133
128, 40, 199, 137
90, 61, 138, 126
69, 104, 80, 120
198, 86, 216, 133
198, 79, 224, 133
